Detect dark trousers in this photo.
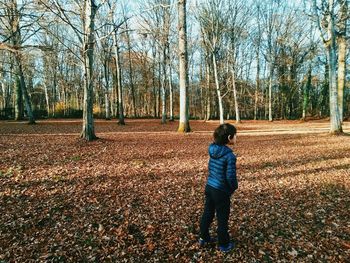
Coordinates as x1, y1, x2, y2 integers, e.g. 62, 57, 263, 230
200, 185, 231, 246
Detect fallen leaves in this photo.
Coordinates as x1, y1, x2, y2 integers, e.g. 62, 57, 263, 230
0, 119, 349, 262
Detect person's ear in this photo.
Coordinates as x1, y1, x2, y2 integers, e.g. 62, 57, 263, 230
233, 134, 237, 144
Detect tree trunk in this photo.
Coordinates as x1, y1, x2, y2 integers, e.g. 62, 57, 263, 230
337, 0, 347, 122
16, 55, 35, 124
125, 21, 137, 118
169, 76, 174, 121
44, 82, 50, 117
312, 0, 343, 133
212, 53, 224, 124
15, 76, 23, 120
328, 44, 342, 133
177, 0, 191, 132
161, 45, 167, 124
327, 0, 342, 134
254, 50, 260, 120
52, 70, 57, 116
199, 56, 204, 120
161, 4, 171, 124
6, 66, 13, 111
111, 72, 116, 117
80, 0, 97, 141
0, 83, 4, 110
167, 45, 174, 121
157, 50, 162, 118
254, 7, 261, 121
113, 33, 125, 125
231, 67, 240, 123
152, 45, 157, 118
103, 60, 110, 120
205, 57, 211, 121
10, 1, 35, 124
105, 92, 110, 120
0, 72, 7, 110
337, 37, 346, 123
75, 89, 79, 110
302, 66, 312, 121
268, 63, 273, 122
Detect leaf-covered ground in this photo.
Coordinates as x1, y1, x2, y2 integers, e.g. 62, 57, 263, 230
1, 119, 349, 262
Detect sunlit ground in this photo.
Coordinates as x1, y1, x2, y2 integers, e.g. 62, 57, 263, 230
1, 119, 349, 262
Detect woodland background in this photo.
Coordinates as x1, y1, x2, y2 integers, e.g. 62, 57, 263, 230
1, 0, 350, 261
0, 0, 349, 129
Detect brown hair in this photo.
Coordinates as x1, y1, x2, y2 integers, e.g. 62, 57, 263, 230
213, 123, 237, 145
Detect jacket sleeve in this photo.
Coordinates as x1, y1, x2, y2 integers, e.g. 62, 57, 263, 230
226, 153, 238, 193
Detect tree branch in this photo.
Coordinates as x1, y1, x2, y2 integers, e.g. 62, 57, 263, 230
38, 0, 84, 43
311, 0, 329, 45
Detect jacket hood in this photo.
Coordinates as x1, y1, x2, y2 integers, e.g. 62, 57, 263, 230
209, 143, 232, 159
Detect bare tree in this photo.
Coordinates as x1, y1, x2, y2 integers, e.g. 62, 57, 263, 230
113, 31, 125, 125
138, 0, 173, 123
260, 0, 284, 122
0, 55, 13, 114
123, 11, 137, 118
197, 0, 228, 124
252, 3, 262, 120
177, 0, 190, 132
1, 0, 347, 124
337, 0, 348, 122
98, 27, 112, 120
81, 1, 98, 139
0, 0, 39, 124
168, 42, 175, 121
302, 64, 312, 120
312, 0, 343, 133
39, 0, 109, 140
225, 0, 251, 123
160, 1, 171, 124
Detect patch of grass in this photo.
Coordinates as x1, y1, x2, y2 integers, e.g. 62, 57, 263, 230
52, 175, 66, 182
131, 160, 146, 168
83, 235, 98, 248
276, 229, 290, 238
263, 253, 274, 263
0, 165, 23, 178
67, 155, 81, 162
49, 205, 65, 215
320, 184, 345, 199
36, 217, 54, 228
262, 162, 275, 168
0, 167, 14, 178
127, 224, 145, 244
45, 255, 66, 262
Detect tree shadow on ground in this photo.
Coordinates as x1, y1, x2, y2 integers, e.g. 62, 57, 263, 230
1, 169, 349, 262
242, 162, 350, 182
206, 184, 350, 262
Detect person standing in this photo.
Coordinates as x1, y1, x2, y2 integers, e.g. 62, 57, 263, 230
199, 123, 238, 252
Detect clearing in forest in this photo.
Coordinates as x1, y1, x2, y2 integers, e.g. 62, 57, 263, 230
0, 119, 349, 262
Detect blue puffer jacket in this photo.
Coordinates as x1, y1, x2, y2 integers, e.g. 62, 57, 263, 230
207, 143, 238, 195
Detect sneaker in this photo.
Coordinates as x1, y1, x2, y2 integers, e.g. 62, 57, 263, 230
218, 242, 234, 252
198, 237, 217, 247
